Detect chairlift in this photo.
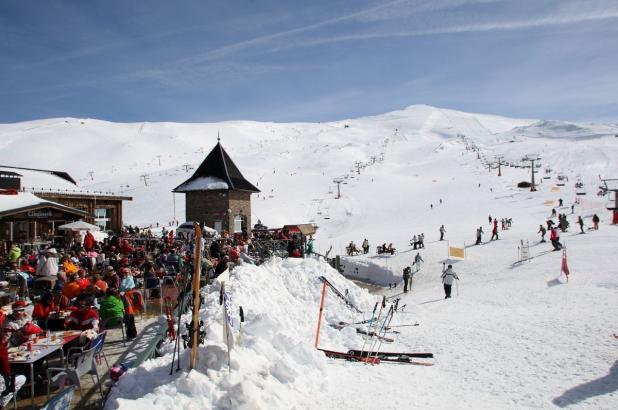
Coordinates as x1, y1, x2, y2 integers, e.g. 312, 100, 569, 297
556, 174, 567, 186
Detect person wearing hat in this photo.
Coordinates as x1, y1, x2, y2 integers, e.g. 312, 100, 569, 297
441, 263, 459, 299
65, 294, 100, 332
2, 301, 41, 347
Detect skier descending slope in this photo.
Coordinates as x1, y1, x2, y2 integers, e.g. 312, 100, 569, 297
441, 263, 459, 299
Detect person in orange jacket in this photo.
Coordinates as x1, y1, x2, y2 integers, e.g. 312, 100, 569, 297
62, 275, 82, 300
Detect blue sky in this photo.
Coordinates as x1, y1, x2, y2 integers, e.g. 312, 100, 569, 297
1, 0, 617, 123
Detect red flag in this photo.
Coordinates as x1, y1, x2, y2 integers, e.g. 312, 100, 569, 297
561, 248, 570, 280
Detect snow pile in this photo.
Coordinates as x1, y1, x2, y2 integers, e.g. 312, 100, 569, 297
105, 257, 377, 410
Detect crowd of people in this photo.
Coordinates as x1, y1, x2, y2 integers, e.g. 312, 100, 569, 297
0, 224, 263, 400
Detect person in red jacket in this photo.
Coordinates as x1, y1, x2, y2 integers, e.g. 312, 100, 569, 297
550, 227, 563, 251
32, 292, 55, 327
83, 231, 95, 252
65, 295, 100, 332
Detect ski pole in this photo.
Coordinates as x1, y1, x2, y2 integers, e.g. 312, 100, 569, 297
456, 279, 459, 296
359, 301, 379, 356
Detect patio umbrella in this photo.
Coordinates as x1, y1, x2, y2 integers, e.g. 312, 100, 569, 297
57, 220, 101, 231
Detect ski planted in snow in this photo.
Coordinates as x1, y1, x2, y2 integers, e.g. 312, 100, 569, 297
189, 222, 203, 370
164, 296, 176, 341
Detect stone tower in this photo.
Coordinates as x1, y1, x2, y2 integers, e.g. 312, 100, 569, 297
173, 141, 260, 234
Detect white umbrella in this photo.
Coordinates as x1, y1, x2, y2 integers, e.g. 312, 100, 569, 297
57, 220, 101, 231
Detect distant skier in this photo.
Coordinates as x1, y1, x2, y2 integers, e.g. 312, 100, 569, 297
362, 239, 369, 254
418, 233, 425, 248
439, 225, 446, 241
475, 227, 483, 245
538, 225, 547, 242
551, 208, 557, 217
491, 219, 499, 240
592, 214, 600, 230
441, 263, 459, 299
439, 198, 443, 204
403, 267, 411, 293
571, 204, 575, 214
558, 198, 563, 207
577, 216, 585, 234
488, 215, 492, 224
414, 252, 424, 268
550, 227, 563, 251
411, 234, 418, 250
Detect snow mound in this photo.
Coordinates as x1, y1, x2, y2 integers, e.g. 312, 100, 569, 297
105, 257, 376, 410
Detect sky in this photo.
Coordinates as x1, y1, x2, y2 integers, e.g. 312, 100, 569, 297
1, 0, 618, 124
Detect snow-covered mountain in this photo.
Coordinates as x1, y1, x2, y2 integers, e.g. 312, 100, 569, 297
1, 104, 616, 254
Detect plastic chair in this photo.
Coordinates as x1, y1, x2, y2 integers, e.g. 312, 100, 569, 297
66, 331, 110, 371
40, 385, 76, 410
103, 315, 126, 346
0, 374, 26, 410
46, 347, 102, 400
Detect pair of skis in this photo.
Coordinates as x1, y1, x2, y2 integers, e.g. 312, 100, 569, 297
319, 349, 434, 366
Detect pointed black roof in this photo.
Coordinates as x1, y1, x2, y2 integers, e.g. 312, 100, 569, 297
173, 142, 260, 193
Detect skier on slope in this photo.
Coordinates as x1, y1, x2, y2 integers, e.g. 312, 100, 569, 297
475, 226, 483, 245
439, 225, 446, 241
403, 267, 411, 293
577, 216, 585, 234
491, 218, 499, 240
414, 252, 424, 267
550, 227, 563, 251
538, 225, 547, 242
441, 263, 459, 299
592, 214, 600, 230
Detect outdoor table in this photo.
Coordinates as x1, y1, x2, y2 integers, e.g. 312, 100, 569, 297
8, 330, 81, 409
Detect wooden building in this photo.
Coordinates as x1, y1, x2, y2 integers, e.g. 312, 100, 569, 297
173, 141, 260, 234
0, 166, 132, 238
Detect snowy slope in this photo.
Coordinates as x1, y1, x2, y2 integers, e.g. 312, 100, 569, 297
2, 105, 618, 408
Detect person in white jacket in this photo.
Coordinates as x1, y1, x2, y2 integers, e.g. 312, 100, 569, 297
34, 248, 59, 277
441, 263, 459, 299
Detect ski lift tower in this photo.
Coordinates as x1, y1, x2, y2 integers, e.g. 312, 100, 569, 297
333, 178, 343, 199
497, 155, 503, 177
599, 178, 618, 224
522, 154, 541, 191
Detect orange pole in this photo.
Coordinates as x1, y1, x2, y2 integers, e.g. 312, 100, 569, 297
314, 281, 328, 349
